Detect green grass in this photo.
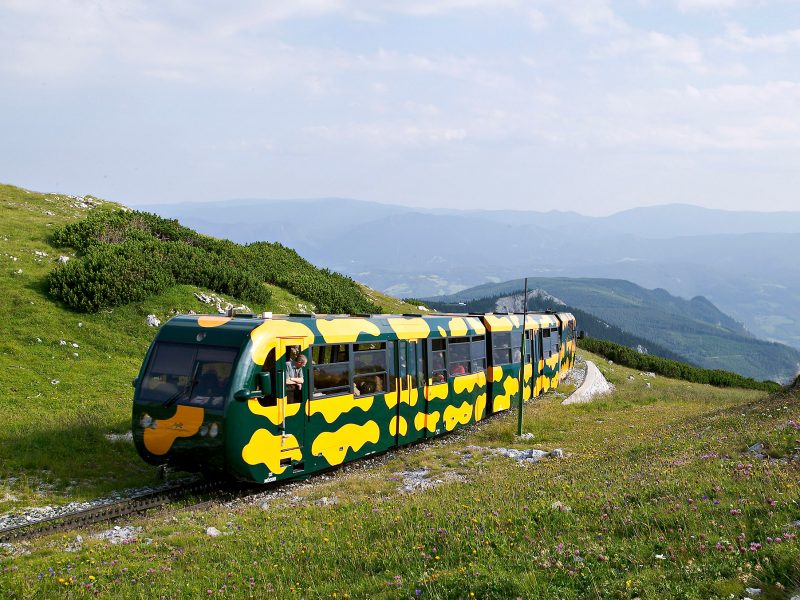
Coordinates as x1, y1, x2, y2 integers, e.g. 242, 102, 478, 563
2, 351, 799, 598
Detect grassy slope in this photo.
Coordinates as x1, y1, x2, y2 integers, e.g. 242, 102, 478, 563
3, 351, 799, 598
0, 183, 419, 512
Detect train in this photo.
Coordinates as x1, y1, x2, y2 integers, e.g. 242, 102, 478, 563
131, 311, 577, 483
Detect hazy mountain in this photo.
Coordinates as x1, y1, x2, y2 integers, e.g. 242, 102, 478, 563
429, 277, 800, 384
141, 199, 800, 350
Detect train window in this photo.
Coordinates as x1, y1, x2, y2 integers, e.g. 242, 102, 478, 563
354, 342, 388, 397
524, 331, 533, 364
140, 343, 235, 411
257, 348, 277, 407
386, 342, 397, 393
311, 344, 351, 397
430, 338, 447, 383
492, 332, 511, 365
471, 335, 486, 372
447, 337, 471, 376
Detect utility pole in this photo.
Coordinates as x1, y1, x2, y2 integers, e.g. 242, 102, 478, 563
517, 277, 528, 436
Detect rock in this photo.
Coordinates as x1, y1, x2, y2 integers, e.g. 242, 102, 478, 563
94, 525, 141, 544
495, 448, 549, 463
57, 255, 69, 263
50, 379, 59, 385
640, 372, 656, 378
551, 501, 571, 512
105, 432, 133, 443
747, 443, 767, 459
206, 526, 222, 537
517, 433, 535, 441
645, 382, 652, 388
71, 343, 79, 348
78, 322, 83, 327
628, 375, 635, 380
562, 361, 614, 405
550, 448, 565, 459
34, 250, 48, 257
146, 314, 161, 327
35, 338, 42, 343
59, 340, 67, 346
745, 589, 761, 597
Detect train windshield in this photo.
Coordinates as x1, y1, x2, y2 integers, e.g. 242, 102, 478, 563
139, 342, 237, 411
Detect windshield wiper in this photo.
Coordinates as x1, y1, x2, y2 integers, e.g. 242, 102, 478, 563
162, 362, 201, 407
162, 385, 191, 408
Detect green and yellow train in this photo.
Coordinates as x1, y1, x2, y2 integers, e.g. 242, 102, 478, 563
132, 311, 576, 483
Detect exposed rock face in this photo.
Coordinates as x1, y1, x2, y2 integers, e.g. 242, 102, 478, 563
562, 361, 614, 405
146, 314, 161, 327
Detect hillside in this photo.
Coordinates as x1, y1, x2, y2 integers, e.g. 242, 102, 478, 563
429, 277, 800, 383
0, 183, 420, 513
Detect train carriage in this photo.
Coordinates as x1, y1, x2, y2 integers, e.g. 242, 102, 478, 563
132, 310, 576, 483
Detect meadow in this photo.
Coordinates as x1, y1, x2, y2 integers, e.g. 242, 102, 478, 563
2, 354, 798, 598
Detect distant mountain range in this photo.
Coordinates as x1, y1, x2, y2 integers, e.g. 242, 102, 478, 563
427, 277, 800, 383
141, 198, 800, 353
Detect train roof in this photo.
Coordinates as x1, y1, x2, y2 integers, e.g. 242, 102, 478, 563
156, 311, 575, 347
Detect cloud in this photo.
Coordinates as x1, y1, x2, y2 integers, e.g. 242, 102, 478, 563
600, 30, 705, 68
720, 23, 800, 53
673, 0, 753, 11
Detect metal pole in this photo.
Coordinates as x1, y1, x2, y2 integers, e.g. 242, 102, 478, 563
517, 277, 528, 436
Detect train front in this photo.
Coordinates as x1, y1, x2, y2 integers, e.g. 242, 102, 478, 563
131, 315, 256, 474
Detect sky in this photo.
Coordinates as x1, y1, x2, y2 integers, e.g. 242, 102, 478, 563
1, 0, 799, 216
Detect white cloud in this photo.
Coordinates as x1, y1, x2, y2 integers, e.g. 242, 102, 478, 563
720, 23, 800, 53
674, 0, 753, 11
601, 30, 705, 67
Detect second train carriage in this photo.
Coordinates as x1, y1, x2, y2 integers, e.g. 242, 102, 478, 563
132, 311, 576, 483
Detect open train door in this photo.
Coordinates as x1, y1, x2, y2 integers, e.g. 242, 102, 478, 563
276, 337, 307, 455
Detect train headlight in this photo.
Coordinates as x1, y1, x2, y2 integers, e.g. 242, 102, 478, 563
208, 422, 219, 438
199, 425, 208, 437
140, 413, 153, 428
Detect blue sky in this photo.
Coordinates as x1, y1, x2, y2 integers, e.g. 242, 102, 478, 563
1, 0, 799, 215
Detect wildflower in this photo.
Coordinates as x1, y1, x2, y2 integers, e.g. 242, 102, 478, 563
626, 580, 632, 589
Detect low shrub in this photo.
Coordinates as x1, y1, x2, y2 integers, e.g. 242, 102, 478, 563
48, 210, 379, 314
578, 337, 781, 391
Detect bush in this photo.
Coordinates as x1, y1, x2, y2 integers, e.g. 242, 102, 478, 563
48, 209, 378, 314
578, 337, 781, 392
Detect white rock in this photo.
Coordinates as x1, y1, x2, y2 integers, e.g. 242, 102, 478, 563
51, 379, 59, 385
517, 432, 535, 441
34, 250, 48, 257
71, 343, 79, 348
57, 256, 70, 263
36, 338, 42, 343
550, 448, 565, 458
72, 353, 79, 358
77, 322, 83, 327
146, 314, 161, 327
206, 526, 222, 537
59, 340, 67, 346
745, 589, 761, 597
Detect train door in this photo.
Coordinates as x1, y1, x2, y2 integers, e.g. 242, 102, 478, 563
277, 338, 307, 452
397, 340, 425, 445
535, 329, 544, 396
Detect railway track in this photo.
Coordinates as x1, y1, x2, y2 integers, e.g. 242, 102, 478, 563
0, 478, 258, 544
